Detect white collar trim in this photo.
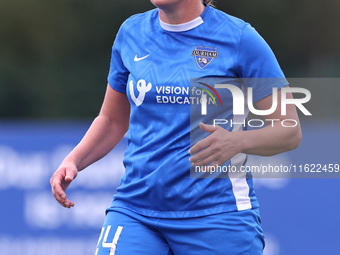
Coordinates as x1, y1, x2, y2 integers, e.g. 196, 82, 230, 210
160, 16, 204, 32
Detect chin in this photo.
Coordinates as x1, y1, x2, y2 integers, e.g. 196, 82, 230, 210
150, 0, 183, 8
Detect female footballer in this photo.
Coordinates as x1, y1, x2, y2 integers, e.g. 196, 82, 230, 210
50, 0, 301, 254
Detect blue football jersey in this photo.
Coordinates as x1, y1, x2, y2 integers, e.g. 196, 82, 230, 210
107, 4, 288, 218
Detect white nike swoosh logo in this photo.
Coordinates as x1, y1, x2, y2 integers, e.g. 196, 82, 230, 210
134, 54, 150, 62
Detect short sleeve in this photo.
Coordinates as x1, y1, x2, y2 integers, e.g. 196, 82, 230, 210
237, 24, 288, 102
107, 26, 129, 93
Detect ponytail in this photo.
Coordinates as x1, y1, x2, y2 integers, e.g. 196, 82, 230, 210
203, 0, 215, 7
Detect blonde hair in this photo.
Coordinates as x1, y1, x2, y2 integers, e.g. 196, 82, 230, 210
203, 0, 215, 7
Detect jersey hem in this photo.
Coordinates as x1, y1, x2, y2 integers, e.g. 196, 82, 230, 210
107, 201, 260, 218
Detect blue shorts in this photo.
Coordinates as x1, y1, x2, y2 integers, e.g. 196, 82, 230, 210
95, 207, 264, 255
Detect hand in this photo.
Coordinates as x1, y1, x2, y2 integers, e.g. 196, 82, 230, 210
50, 162, 78, 208
189, 123, 244, 167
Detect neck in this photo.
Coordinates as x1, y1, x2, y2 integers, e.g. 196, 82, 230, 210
157, 1, 205, 25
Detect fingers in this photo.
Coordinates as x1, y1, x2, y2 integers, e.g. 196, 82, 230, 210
50, 165, 77, 208
189, 143, 224, 166
65, 166, 78, 182
50, 175, 73, 208
189, 123, 235, 167
61, 198, 75, 209
50, 175, 64, 201
189, 133, 217, 166
189, 144, 214, 165
199, 122, 218, 133
189, 136, 210, 155
189, 123, 219, 155
191, 155, 217, 167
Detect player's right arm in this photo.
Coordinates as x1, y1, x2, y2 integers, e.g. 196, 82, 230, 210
50, 84, 130, 208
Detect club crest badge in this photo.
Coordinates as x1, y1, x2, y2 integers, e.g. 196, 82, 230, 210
192, 46, 218, 69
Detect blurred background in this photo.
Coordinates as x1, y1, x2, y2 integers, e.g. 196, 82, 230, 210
0, 0, 340, 254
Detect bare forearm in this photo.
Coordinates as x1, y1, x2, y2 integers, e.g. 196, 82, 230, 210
50, 86, 129, 208
240, 123, 302, 156
63, 114, 128, 171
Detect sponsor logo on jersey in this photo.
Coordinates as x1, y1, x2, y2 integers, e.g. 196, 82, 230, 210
129, 79, 152, 106
134, 54, 151, 62
192, 46, 218, 69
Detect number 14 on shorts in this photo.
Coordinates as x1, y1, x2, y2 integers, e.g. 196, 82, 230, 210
95, 225, 124, 255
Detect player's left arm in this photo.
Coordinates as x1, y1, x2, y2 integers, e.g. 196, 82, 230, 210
189, 87, 302, 167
